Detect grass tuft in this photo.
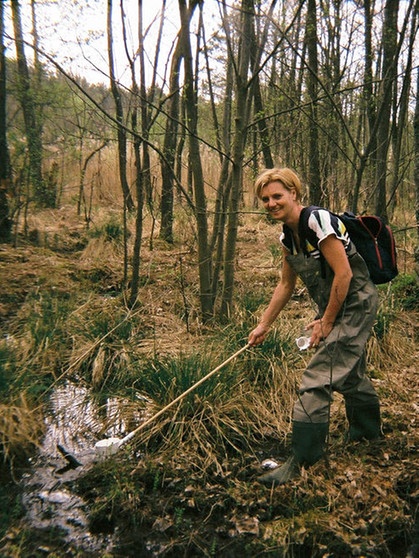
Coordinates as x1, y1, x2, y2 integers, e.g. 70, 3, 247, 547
0, 395, 44, 461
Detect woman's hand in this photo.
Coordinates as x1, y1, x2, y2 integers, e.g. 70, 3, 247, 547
306, 318, 334, 348
248, 324, 269, 346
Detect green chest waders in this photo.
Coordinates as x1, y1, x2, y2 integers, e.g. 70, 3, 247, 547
259, 248, 382, 486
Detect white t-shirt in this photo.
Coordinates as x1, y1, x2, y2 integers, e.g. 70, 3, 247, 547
280, 208, 351, 258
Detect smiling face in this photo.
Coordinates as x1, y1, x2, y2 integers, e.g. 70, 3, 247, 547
260, 181, 300, 225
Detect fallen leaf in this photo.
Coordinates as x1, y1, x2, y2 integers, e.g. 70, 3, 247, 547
233, 516, 259, 536
373, 484, 387, 497
152, 517, 173, 532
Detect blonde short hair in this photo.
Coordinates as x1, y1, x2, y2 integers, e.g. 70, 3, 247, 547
255, 167, 302, 201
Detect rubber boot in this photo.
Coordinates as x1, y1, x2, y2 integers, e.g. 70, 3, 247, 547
258, 421, 328, 486
345, 402, 381, 441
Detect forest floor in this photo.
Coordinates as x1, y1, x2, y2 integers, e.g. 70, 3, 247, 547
0, 206, 418, 557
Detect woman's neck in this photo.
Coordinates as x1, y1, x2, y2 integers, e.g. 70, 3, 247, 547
284, 204, 303, 233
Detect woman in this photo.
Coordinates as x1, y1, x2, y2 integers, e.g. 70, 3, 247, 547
248, 168, 381, 485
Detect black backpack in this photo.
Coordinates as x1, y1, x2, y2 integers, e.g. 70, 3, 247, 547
299, 206, 398, 285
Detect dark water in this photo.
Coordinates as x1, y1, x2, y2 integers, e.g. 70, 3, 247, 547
19, 382, 141, 554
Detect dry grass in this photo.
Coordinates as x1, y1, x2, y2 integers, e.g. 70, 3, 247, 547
0, 396, 44, 461
0, 201, 418, 556
129, 354, 298, 475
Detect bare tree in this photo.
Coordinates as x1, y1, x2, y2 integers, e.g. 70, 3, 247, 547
388, 1, 418, 213
159, 31, 183, 244
107, 0, 135, 213
179, 0, 213, 320
77, 141, 109, 224
11, 0, 47, 207
209, 42, 234, 304
220, 0, 254, 319
305, 0, 321, 204
0, 0, 12, 241
414, 67, 419, 272
250, 0, 276, 170
352, 0, 376, 212
127, 0, 149, 306
375, 0, 400, 220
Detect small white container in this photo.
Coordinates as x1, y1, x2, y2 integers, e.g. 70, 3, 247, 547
261, 458, 279, 470
95, 437, 121, 456
296, 336, 310, 351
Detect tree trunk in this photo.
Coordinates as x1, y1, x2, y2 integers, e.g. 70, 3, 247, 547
209, 19, 234, 306
78, 142, 108, 224
320, 0, 343, 208
220, 0, 254, 319
107, 0, 135, 213
0, 0, 11, 241
375, 0, 399, 221
305, 0, 321, 204
352, 0, 377, 213
11, 0, 47, 207
159, 38, 182, 244
159, 0, 187, 243
414, 67, 419, 278
250, 0, 277, 170
179, 0, 213, 321
388, 1, 417, 214
129, 0, 148, 306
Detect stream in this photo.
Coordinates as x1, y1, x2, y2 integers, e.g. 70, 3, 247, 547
18, 382, 141, 555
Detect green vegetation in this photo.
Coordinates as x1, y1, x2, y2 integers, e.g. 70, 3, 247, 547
0, 482, 24, 540
89, 219, 125, 243
389, 273, 419, 310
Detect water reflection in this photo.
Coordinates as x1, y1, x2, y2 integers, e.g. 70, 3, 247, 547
20, 382, 145, 554
41, 382, 131, 456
